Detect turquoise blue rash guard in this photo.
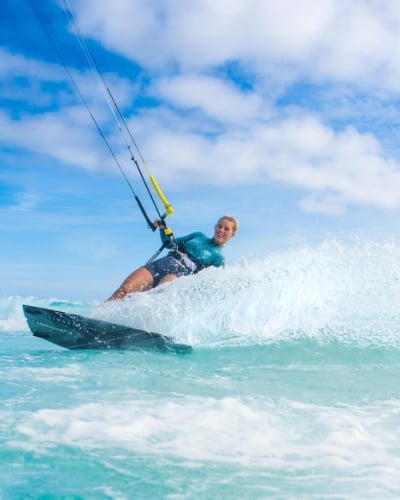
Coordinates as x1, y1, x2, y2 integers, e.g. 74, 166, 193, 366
161, 231, 225, 269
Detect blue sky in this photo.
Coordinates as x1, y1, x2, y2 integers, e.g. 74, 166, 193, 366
2, 0, 400, 301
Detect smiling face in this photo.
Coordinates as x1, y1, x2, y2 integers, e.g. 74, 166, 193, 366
213, 217, 237, 246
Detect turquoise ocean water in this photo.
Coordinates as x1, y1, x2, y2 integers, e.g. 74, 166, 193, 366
2, 240, 400, 499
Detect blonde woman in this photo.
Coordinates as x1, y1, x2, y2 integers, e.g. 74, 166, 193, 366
107, 216, 238, 301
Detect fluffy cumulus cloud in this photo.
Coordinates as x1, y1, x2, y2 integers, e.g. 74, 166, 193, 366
152, 74, 265, 124
72, 0, 400, 85
3, 0, 400, 215
138, 113, 400, 214
0, 48, 137, 170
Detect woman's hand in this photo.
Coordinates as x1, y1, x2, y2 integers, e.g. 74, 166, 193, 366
153, 219, 166, 229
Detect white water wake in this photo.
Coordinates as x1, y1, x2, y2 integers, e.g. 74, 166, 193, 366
3, 239, 400, 347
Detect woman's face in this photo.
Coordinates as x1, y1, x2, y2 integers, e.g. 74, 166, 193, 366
213, 218, 236, 245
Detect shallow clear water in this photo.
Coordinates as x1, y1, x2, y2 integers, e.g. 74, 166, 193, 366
2, 240, 400, 498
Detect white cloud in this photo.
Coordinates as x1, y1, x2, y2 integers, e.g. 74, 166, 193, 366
71, 0, 164, 63
0, 47, 64, 80
0, 47, 135, 110
72, 0, 400, 89
135, 112, 400, 213
0, 108, 101, 170
4, 1, 400, 217
72, 0, 333, 67
152, 74, 265, 124
4, 83, 400, 215
0, 48, 137, 170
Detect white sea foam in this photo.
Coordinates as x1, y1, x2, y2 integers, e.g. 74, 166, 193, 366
11, 395, 400, 489
2, 240, 400, 498
98, 239, 400, 347
3, 239, 400, 347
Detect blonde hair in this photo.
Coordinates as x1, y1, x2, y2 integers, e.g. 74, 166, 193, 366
218, 215, 239, 234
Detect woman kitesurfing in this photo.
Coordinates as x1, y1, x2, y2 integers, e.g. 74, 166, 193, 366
31, 0, 238, 302
107, 215, 238, 300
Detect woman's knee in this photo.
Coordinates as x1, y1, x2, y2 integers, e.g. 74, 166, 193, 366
158, 274, 178, 285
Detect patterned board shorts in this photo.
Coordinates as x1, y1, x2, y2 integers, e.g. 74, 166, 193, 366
144, 253, 192, 286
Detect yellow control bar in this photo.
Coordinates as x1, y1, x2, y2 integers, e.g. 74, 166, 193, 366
149, 174, 174, 215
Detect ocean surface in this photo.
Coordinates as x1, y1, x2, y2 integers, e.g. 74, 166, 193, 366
2, 240, 400, 499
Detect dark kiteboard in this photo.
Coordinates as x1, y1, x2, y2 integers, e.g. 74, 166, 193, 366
23, 304, 192, 354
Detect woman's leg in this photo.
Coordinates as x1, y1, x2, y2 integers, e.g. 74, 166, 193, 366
106, 266, 154, 301
158, 274, 178, 285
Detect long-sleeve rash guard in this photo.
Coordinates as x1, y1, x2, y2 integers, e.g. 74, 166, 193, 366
160, 230, 224, 270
